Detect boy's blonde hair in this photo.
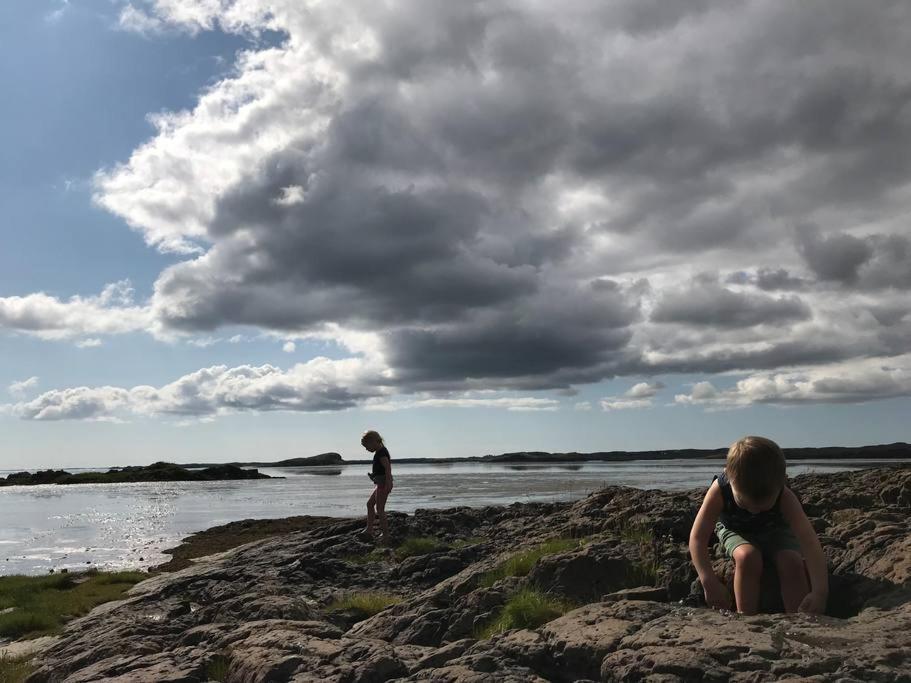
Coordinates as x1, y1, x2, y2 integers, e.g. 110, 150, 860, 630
725, 436, 786, 501
361, 430, 384, 446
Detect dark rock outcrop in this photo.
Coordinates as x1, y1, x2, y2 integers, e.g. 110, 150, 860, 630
0, 462, 273, 487
28, 466, 911, 682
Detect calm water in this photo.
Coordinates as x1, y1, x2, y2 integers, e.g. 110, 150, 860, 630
0, 459, 900, 576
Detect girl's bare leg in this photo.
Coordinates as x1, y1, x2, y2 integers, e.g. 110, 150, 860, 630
376, 487, 390, 543
366, 489, 377, 534
732, 544, 763, 615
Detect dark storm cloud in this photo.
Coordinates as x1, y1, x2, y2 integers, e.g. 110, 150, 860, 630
798, 228, 911, 290
83, 0, 911, 399
726, 268, 810, 291
651, 279, 811, 328
797, 226, 873, 284
384, 280, 641, 388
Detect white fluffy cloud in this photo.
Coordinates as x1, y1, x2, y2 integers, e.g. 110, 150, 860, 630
8, 377, 39, 397
9, 357, 386, 421
675, 356, 911, 408
600, 380, 666, 410
0, 282, 152, 340
7, 0, 911, 414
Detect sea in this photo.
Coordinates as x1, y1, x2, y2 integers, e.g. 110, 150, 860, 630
0, 459, 903, 576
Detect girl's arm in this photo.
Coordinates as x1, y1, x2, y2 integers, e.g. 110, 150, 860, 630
689, 481, 730, 609
780, 487, 828, 613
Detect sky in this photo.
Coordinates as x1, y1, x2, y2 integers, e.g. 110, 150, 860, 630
1, 0, 910, 469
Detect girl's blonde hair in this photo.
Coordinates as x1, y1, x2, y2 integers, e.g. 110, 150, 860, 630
361, 430, 384, 446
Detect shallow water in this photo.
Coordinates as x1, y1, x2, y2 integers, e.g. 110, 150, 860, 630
0, 459, 901, 575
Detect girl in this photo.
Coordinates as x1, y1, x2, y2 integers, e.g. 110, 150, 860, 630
361, 430, 393, 543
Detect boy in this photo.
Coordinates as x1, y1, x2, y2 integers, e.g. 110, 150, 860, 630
689, 436, 828, 615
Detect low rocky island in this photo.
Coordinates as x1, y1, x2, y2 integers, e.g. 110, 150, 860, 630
27, 465, 910, 681
0, 462, 274, 487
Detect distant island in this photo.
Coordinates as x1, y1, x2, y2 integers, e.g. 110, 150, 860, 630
0, 461, 275, 487
178, 442, 911, 468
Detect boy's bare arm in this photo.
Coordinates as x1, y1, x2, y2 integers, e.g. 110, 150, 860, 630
781, 487, 828, 612
689, 481, 730, 608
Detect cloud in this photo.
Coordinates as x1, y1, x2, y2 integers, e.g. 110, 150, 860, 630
282, 341, 296, 353
600, 397, 652, 411
366, 395, 560, 412
599, 380, 665, 410
625, 381, 665, 399
76, 338, 103, 348
45, 0, 70, 23
14, 386, 132, 421
0, 281, 152, 340
651, 277, 812, 328
674, 356, 911, 407
117, 4, 168, 36
9, 0, 902, 405
9, 357, 386, 421
8, 377, 39, 397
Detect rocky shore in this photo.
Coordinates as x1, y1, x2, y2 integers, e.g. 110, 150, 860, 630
28, 466, 911, 682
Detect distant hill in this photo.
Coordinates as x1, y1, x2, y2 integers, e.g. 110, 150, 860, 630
175, 443, 910, 469
273, 453, 343, 467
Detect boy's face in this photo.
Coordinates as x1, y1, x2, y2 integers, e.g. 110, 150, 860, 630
730, 483, 779, 514
361, 437, 378, 452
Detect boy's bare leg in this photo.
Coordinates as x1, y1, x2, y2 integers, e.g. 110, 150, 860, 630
776, 549, 810, 612
732, 544, 763, 615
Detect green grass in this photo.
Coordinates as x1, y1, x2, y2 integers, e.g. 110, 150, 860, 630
394, 537, 449, 561
475, 588, 573, 638
341, 548, 388, 565
325, 592, 402, 618
479, 538, 581, 588
205, 654, 231, 682
342, 536, 457, 565
452, 536, 485, 549
609, 521, 662, 586
0, 571, 147, 640
0, 655, 35, 683
612, 520, 655, 545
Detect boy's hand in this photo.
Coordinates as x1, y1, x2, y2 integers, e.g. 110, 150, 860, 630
798, 590, 827, 614
702, 576, 732, 610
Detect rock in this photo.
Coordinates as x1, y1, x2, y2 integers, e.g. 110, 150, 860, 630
27, 466, 911, 683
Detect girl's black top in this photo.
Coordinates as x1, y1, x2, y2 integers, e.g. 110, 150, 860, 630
713, 471, 786, 533
372, 446, 390, 476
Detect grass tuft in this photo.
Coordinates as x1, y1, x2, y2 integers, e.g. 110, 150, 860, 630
325, 592, 402, 618
451, 536, 485, 549
0, 655, 35, 683
394, 537, 449, 561
475, 588, 573, 638
205, 654, 231, 682
0, 571, 146, 639
479, 538, 580, 588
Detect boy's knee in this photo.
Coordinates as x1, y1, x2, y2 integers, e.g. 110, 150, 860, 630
775, 549, 804, 575
732, 544, 763, 573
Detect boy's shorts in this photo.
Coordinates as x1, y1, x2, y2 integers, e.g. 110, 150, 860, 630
715, 521, 802, 561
